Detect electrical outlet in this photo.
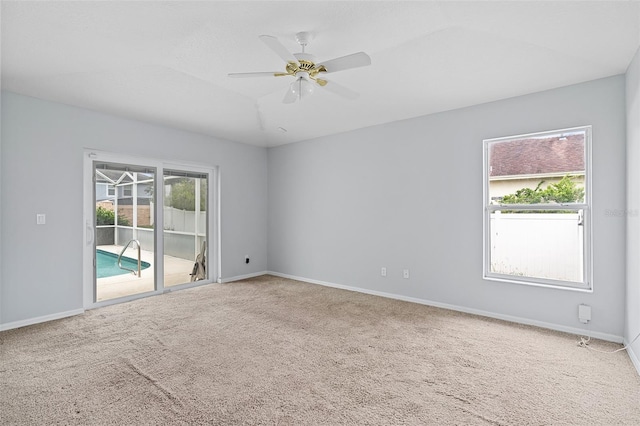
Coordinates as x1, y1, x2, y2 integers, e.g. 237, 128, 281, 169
381, 267, 387, 277
245, 256, 250, 264
403, 269, 410, 279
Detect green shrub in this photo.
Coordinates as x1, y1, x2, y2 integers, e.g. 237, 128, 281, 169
96, 206, 131, 226
500, 175, 584, 213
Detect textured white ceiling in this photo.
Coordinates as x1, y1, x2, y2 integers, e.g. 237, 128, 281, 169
2, 1, 639, 147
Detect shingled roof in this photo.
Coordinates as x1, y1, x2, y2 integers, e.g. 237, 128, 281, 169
489, 133, 584, 177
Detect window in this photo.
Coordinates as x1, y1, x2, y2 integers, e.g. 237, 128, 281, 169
483, 126, 591, 290
107, 185, 115, 197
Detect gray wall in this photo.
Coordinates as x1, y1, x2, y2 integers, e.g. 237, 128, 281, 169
0, 91, 268, 325
1, 73, 634, 343
268, 76, 627, 337
626, 47, 640, 366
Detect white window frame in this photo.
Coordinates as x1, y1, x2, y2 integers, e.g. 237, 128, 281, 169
482, 126, 592, 291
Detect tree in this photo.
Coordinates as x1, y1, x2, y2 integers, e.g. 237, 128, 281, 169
166, 178, 207, 211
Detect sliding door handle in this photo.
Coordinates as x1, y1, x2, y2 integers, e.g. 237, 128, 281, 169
86, 221, 94, 245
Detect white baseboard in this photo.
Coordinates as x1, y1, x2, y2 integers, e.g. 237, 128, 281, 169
220, 271, 269, 284
0, 309, 85, 332
626, 341, 640, 376
267, 271, 623, 344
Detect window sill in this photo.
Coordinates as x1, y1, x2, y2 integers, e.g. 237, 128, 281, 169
483, 274, 593, 293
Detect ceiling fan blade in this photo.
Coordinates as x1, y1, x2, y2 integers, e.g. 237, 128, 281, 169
317, 52, 371, 73
228, 71, 287, 78
259, 35, 298, 64
318, 79, 359, 100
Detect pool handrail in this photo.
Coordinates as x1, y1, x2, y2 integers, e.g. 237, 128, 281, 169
118, 239, 141, 277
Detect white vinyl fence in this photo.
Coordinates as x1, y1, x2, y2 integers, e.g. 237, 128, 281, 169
160, 206, 206, 260
489, 213, 584, 282
154, 206, 206, 234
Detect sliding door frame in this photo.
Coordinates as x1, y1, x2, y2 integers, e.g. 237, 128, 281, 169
83, 149, 219, 309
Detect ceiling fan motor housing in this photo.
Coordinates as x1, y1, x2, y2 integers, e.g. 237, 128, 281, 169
294, 53, 316, 72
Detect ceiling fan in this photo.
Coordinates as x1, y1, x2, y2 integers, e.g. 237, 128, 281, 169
229, 32, 371, 103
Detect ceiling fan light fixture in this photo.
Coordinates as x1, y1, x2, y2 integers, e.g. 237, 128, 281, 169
290, 74, 314, 101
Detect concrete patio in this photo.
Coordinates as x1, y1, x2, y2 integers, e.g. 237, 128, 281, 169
96, 245, 199, 302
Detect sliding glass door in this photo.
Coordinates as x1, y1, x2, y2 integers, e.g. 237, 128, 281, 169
163, 170, 209, 287
94, 162, 156, 302
84, 150, 217, 308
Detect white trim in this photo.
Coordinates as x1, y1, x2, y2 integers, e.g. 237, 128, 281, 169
626, 341, 640, 376
483, 274, 593, 293
489, 171, 585, 181
89, 290, 162, 310
162, 279, 214, 293
267, 271, 623, 344
483, 126, 590, 144
215, 167, 222, 281
0, 309, 85, 332
220, 271, 268, 283
87, 280, 216, 310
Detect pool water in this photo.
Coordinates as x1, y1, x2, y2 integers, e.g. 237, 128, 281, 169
96, 249, 151, 279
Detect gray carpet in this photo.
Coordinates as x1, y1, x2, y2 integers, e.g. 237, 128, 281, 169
1, 275, 639, 425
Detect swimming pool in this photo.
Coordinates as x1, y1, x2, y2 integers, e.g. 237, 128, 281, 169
96, 249, 151, 279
